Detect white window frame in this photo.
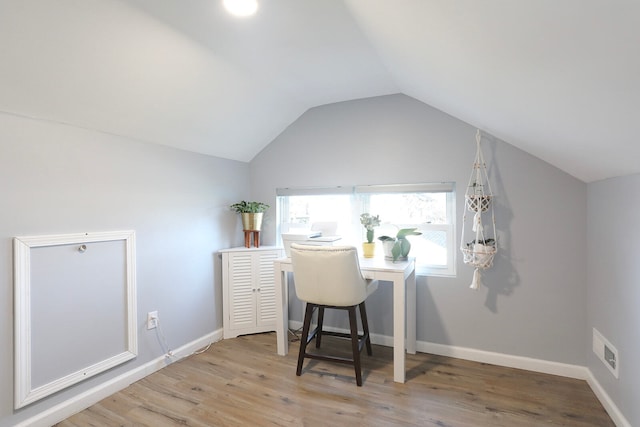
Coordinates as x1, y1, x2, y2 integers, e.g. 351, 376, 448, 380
276, 183, 456, 277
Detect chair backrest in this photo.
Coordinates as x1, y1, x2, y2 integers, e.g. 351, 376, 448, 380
290, 243, 369, 306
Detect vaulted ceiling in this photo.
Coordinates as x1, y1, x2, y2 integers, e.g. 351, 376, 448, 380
1, 0, 638, 182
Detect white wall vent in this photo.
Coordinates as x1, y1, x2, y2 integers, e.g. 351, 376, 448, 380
592, 328, 619, 378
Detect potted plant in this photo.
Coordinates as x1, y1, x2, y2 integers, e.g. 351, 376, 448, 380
360, 213, 381, 258
378, 228, 422, 262
465, 181, 492, 213
462, 238, 496, 267
230, 200, 270, 231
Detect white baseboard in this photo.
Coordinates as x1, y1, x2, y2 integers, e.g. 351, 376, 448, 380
586, 371, 631, 427
291, 320, 585, 377
16, 329, 223, 427
416, 340, 589, 380
17, 325, 631, 427
290, 321, 629, 426
416, 340, 630, 426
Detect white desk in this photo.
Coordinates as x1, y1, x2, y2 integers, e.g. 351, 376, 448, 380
274, 256, 416, 383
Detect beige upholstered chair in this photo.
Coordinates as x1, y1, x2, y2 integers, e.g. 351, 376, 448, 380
290, 243, 379, 386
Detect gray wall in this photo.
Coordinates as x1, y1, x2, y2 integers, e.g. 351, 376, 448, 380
251, 94, 588, 364
0, 113, 248, 426
3, 93, 624, 425
587, 175, 640, 426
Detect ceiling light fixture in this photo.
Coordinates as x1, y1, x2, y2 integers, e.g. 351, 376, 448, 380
223, 0, 258, 17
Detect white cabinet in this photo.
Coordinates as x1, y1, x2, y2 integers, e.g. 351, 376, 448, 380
220, 246, 283, 339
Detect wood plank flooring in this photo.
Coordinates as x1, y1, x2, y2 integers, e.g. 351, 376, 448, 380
56, 332, 614, 426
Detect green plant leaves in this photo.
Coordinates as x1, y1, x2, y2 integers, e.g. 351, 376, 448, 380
380, 228, 422, 261
391, 241, 402, 261
230, 200, 270, 213
399, 238, 411, 257
396, 228, 422, 239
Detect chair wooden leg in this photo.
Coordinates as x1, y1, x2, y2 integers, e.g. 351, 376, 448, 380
315, 306, 325, 348
296, 303, 370, 386
359, 302, 373, 356
348, 306, 363, 386
297, 303, 315, 376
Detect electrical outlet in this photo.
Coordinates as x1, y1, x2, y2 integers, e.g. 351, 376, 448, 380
147, 311, 158, 330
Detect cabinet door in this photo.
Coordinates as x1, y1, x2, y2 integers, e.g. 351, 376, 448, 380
255, 250, 280, 327
227, 252, 256, 331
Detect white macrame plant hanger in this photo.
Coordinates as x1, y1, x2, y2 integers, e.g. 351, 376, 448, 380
460, 130, 497, 290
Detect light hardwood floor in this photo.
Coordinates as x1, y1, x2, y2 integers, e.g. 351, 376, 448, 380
56, 332, 614, 426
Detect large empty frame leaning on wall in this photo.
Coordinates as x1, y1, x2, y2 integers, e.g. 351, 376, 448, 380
460, 130, 497, 290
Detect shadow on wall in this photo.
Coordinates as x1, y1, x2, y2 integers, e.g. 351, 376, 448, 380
478, 135, 520, 313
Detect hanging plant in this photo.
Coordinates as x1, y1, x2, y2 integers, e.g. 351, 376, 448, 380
465, 181, 492, 212
460, 130, 498, 290
462, 238, 496, 268
465, 195, 492, 213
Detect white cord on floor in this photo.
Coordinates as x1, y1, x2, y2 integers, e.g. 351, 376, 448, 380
155, 317, 174, 359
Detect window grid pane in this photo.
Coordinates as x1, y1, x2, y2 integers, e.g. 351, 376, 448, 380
276, 184, 456, 277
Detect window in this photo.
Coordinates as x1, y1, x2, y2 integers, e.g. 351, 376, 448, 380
276, 183, 456, 276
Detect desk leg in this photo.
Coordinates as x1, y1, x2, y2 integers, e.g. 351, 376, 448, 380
274, 266, 288, 356
406, 268, 417, 355
393, 273, 406, 383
